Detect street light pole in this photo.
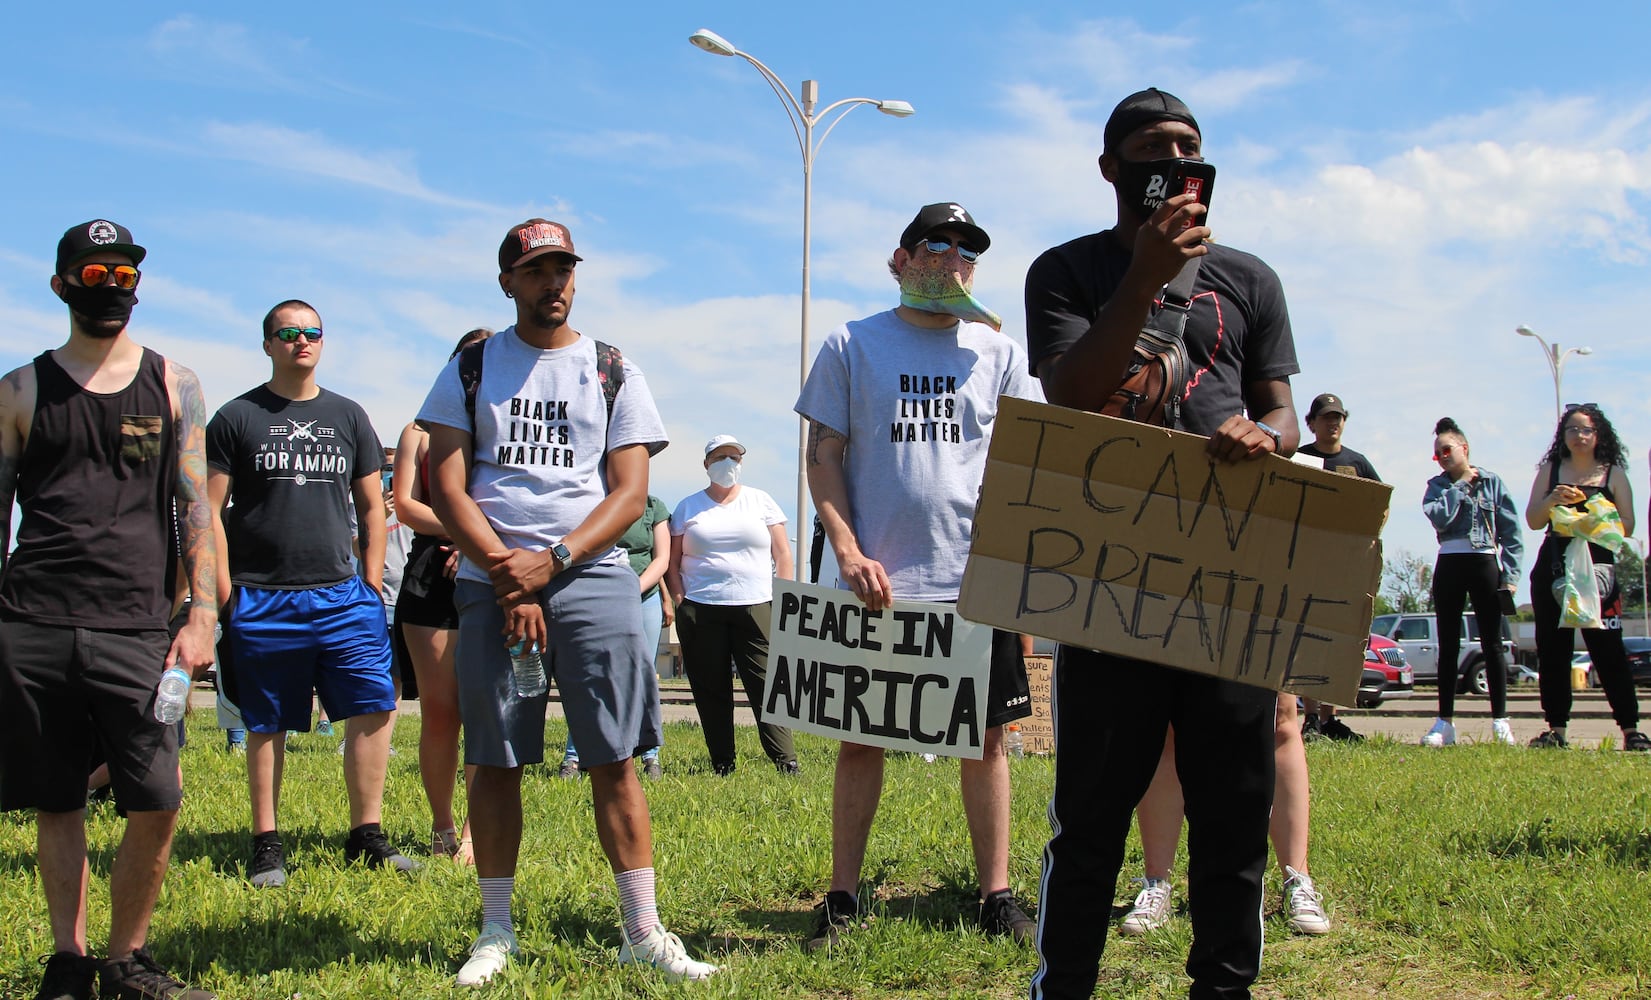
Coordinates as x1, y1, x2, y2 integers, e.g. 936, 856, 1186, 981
690, 28, 913, 581
1515, 324, 1594, 422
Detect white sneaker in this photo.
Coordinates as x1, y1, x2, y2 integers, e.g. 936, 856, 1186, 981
1118, 877, 1174, 935
455, 921, 517, 987
618, 923, 718, 982
1421, 718, 1457, 747
1492, 718, 1516, 746
1282, 866, 1330, 935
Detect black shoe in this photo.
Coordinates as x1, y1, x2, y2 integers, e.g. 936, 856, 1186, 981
712, 761, 736, 776
776, 760, 802, 776
1624, 730, 1651, 752
1300, 714, 1324, 741
36, 952, 96, 1000
1529, 730, 1570, 749
803, 890, 859, 954
248, 834, 286, 888
98, 948, 215, 999
978, 889, 1036, 945
345, 825, 421, 872
1320, 717, 1365, 743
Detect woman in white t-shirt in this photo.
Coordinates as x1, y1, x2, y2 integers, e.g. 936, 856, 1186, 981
667, 435, 798, 775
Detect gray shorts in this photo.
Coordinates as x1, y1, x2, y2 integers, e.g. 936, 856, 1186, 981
455, 561, 661, 768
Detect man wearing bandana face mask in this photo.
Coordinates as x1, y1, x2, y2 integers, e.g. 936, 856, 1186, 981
0, 221, 219, 999
795, 203, 1043, 952
1024, 90, 1301, 999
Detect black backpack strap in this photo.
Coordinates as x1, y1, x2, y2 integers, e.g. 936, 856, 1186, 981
593, 340, 625, 422
459, 340, 486, 432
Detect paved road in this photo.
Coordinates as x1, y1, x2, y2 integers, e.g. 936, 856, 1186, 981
191, 683, 1641, 750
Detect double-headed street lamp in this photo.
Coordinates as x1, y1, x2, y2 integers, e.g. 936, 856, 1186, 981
1515, 324, 1593, 422
689, 27, 914, 580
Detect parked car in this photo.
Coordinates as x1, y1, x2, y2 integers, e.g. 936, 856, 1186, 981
1578, 637, 1651, 687
1369, 612, 1520, 696
1359, 633, 1414, 708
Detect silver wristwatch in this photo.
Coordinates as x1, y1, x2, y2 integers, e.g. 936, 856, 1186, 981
1253, 420, 1282, 452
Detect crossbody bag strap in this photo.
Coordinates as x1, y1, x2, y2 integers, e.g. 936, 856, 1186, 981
1138, 257, 1203, 352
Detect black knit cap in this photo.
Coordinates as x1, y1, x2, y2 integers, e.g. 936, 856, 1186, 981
1103, 88, 1200, 153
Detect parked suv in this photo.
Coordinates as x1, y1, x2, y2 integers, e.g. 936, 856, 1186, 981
1370, 612, 1520, 696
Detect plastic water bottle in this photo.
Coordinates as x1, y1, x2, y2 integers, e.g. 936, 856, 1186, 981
1006, 723, 1025, 759
510, 640, 547, 697
154, 667, 192, 724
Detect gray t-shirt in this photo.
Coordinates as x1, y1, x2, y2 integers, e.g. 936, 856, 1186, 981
417, 328, 668, 585
795, 308, 1041, 601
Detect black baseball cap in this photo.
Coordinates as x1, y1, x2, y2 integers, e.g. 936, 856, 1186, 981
899, 203, 991, 254
56, 219, 146, 274
499, 218, 583, 272
1103, 88, 1200, 153
1307, 393, 1348, 419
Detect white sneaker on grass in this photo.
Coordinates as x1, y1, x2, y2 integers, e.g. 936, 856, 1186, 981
1282, 866, 1330, 935
1119, 877, 1174, 935
1492, 717, 1516, 745
618, 923, 718, 982
456, 921, 517, 987
1421, 718, 1457, 746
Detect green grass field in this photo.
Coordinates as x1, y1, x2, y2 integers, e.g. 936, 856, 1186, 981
3, 718, 1650, 999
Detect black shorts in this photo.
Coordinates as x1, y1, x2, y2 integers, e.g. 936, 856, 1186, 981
396, 535, 459, 630
985, 627, 1033, 728
0, 618, 182, 813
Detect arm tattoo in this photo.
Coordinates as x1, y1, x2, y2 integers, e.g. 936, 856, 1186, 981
172, 363, 218, 613
806, 421, 847, 467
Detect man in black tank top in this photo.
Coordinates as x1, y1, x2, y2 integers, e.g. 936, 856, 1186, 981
0, 220, 218, 999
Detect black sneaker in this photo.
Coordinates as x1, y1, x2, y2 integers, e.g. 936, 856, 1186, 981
803, 890, 859, 954
1529, 730, 1570, 749
1300, 714, 1324, 740
712, 761, 736, 776
1623, 730, 1651, 752
345, 825, 420, 872
776, 760, 802, 776
98, 948, 215, 999
248, 834, 286, 888
36, 951, 96, 1000
1320, 717, 1365, 743
978, 889, 1036, 945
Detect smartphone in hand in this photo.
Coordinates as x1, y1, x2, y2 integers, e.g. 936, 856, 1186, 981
1171, 160, 1217, 231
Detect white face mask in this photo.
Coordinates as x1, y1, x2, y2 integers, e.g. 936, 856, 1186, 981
707, 457, 741, 488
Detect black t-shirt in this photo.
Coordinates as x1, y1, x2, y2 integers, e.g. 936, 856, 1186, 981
206, 385, 384, 589
1024, 231, 1299, 435
1298, 443, 1381, 481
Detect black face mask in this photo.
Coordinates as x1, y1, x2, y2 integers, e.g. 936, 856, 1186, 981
1115, 156, 1199, 220
59, 281, 138, 335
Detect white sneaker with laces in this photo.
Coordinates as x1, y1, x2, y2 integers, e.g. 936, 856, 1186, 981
456, 921, 517, 987
1118, 877, 1174, 935
1421, 718, 1457, 747
618, 923, 718, 982
1282, 866, 1330, 935
1492, 717, 1516, 746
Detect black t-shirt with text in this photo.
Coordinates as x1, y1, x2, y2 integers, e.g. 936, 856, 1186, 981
1298, 442, 1381, 481
206, 385, 384, 589
1024, 231, 1299, 435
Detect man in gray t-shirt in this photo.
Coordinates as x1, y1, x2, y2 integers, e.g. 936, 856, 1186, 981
794, 203, 1041, 950
419, 219, 715, 986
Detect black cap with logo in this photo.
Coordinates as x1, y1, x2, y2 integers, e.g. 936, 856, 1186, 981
1307, 393, 1349, 420
56, 219, 146, 274
899, 203, 991, 254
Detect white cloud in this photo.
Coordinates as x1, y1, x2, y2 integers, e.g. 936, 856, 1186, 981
145, 15, 373, 99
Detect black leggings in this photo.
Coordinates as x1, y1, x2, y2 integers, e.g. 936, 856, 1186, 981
1431, 552, 1509, 718
1530, 536, 1641, 730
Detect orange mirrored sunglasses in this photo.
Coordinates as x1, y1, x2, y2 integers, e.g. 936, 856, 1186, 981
77, 263, 140, 290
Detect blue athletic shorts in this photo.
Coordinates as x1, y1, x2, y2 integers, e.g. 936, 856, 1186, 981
455, 561, 662, 769
224, 577, 397, 733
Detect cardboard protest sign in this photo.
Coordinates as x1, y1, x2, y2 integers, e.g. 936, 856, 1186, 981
764, 579, 993, 759
959, 397, 1390, 706
1022, 655, 1053, 755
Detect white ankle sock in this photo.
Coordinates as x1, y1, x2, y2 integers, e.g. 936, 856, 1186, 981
480, 876, 514, 930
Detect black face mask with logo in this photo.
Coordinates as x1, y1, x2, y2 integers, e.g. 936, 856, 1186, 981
59, 281, 138, 333
1115, 156, 1200, 220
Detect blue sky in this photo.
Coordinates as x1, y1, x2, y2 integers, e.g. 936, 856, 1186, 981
3, 1, 1649, 590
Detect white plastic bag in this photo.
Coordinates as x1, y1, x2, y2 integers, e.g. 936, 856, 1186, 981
1557, 536, 1603, 628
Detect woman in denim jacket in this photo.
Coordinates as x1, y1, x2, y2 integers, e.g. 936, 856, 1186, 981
1420, 417, 1523, 747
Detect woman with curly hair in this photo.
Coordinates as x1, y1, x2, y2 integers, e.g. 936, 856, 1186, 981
1421, 417, 1523, 746
1524, 403, 1647, 750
